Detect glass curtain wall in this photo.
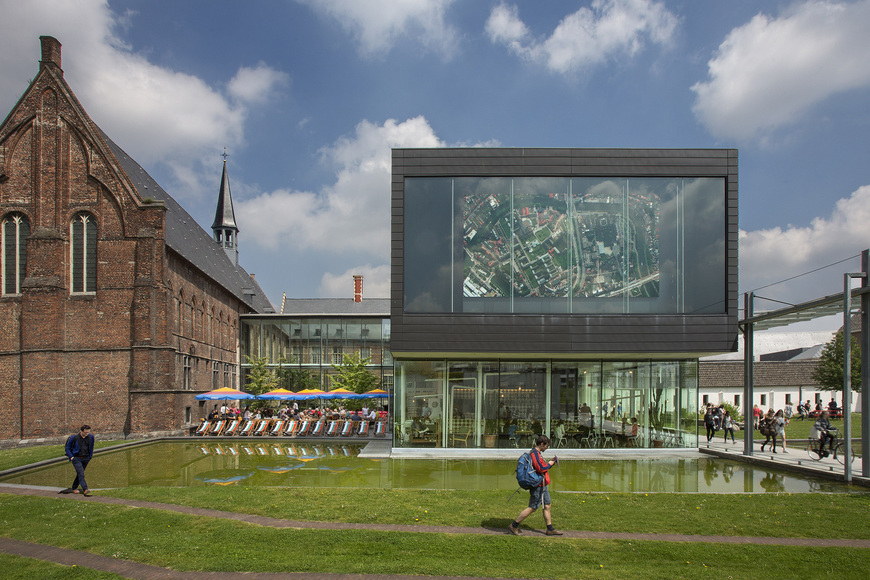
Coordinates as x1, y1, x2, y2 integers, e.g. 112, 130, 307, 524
394, 359, 697, 449
240, 318, 392, 392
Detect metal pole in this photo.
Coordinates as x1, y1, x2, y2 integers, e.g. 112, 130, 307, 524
743, 292, 754, 456
843, 274, 853, 482
863, 249, 869, 478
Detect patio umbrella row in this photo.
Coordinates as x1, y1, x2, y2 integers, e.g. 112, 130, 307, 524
194, 387, 389, 401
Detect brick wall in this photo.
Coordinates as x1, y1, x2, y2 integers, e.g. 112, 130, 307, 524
0, 38, 249, 442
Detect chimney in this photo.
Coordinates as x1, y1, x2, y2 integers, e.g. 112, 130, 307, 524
40, 36, 62, 74
353, 275, 363, 303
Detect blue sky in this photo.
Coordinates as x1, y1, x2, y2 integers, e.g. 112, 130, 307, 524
2, 0, 869, 330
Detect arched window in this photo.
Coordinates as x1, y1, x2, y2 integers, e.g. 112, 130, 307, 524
70, 212, 97, 293
2, 213, 30, 295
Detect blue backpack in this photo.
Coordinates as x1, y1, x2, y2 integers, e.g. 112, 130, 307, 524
516, 451, 543, 490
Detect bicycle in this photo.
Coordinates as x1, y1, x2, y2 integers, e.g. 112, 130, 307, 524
806, 435, 854, 465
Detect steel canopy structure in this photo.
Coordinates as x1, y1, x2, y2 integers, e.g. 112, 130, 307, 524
739, 249, 870, 481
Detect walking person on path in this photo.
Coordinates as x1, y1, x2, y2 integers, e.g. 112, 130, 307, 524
60, 425, 94, 496
760, 409, 778, 453
722, 409, 736, 443
774, 409, 788, 453
508, 435, 563, 536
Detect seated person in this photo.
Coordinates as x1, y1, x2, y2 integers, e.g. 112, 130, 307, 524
828, 399, 839, 411
814, 411, 838, 456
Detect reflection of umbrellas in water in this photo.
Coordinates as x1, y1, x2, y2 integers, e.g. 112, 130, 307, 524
317, 465, 355, 473
296, 446, 320, 462
257, 461, 304, 474
196, 470, 254, 485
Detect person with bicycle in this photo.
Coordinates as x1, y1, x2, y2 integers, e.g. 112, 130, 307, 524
814, 410, 838, 457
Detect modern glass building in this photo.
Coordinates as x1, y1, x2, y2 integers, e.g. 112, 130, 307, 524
240, 298, 392, 392
391, 148, 738, 450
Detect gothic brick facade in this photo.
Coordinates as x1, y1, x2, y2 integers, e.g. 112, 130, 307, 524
0, 37, 271, 444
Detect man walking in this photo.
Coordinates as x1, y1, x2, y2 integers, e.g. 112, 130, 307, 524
508, 435, 563, 536
60, 425, 94, 496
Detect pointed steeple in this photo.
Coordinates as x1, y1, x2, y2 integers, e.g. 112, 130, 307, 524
212, 154, 239, 266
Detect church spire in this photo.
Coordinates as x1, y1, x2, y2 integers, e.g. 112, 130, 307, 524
212, 151, 239, 266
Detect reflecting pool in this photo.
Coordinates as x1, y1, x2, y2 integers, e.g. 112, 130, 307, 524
0, 441, 856, 493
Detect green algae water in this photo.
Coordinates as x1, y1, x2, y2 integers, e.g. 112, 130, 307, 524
0, 441, 853, 493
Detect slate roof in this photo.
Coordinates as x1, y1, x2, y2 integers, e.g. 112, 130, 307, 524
99, 130, 274, 314
279, 298, 390, 316
700, 360, 820, 388
211, 160, 238, 230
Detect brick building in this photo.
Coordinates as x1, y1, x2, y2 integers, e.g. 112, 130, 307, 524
0, 37, 272, 444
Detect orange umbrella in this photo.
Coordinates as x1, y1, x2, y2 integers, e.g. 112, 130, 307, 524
258, 388, 297, 400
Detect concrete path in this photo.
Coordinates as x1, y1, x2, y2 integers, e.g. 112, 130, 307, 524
700, 436, 870, 488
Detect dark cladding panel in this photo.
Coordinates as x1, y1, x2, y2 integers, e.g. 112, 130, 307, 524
391, 148, 738, 357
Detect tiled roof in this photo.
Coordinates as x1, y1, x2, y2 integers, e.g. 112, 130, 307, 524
279, 298, 390, 316
99, 130, 274, 314
700, 360, 820, 388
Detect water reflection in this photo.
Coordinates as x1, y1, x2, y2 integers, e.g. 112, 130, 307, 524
0, 442, 856, 493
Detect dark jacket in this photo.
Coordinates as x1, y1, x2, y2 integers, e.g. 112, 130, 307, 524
65, 433, 95, 461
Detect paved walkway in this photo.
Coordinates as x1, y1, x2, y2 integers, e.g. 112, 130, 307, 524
2, 483, 869, 580
699, 435, 870, 488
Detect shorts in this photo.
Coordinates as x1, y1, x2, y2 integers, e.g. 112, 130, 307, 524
528, 485, 550, 510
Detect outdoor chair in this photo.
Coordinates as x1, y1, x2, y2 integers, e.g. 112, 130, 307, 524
283, 419, 299, 436
223, 420, 240, 436
238, 420, 256, 436
194, 420, 211, 436
295, 420, 312, 437
252, 420, 269, 436
311, 420, 325, 437
269, 420, 286, 435
208, 420, 226, 435
340, 421, 354, 436
356, 421, 370, 437
373, 421, 386, 437
325, 420, 340, 436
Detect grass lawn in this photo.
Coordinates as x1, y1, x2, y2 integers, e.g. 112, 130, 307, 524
2, 442, 870, 578
0, 553, 125, 580
1, 493, 869, 579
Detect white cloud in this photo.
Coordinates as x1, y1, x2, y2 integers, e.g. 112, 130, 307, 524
486, 0, 678, 75
235, 116, 443, 257
228, 62, 289, 104
298, 0, 458, 57
0, 0, 289, 200
319, 264, 391, 298
740, 185, 870, 305
692, 0, 870, 142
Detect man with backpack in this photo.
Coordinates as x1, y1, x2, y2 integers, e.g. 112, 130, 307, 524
508, 435, 563, 536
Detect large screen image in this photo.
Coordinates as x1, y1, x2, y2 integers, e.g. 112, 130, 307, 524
462, 179, 660, 300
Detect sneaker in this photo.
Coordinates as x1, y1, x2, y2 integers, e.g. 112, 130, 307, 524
507, 524, 522, 536
545, 529, 564, 536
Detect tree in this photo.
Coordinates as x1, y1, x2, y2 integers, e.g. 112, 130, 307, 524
244, 355, 278, 396
275, 356, 320, 391
330, 352, 380, 394
810, 331, 861, 392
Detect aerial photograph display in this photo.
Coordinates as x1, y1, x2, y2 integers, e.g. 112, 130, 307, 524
463, 180, 660, 301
